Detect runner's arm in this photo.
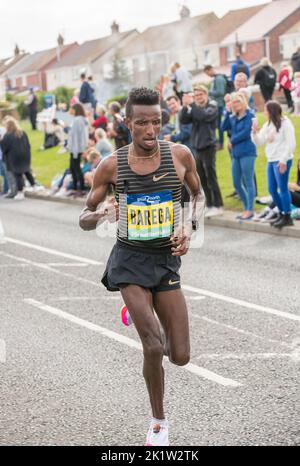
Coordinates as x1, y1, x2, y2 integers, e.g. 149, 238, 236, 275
171, 146, 205, 256
79, 156, 117, 231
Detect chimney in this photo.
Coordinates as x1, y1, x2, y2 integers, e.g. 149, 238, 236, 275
111, 21, 120, 34
14, 44, 20, 56
57, 34, 64, 61
180, 5, 190, 20
57, 34, 64, 47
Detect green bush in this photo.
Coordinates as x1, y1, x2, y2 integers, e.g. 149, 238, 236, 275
15, 96, 27, 120
53, 86, 74, 108
106, 93, 128, 106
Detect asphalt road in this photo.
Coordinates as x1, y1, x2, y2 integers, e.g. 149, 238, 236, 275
0, 197, 299, 446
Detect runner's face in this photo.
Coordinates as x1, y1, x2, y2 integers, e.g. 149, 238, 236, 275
127, 105, 162, 151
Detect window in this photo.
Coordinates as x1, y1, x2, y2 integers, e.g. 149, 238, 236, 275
227, 44, 235, 62
72, 67, 80, 81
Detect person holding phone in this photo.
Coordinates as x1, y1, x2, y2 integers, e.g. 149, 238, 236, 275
252, 101, 295, 228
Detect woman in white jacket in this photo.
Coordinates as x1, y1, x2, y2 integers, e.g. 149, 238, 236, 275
252, 101, 295, 229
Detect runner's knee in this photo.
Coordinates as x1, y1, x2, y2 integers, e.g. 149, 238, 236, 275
169, 351, 190, 367
143, 335, 164, 361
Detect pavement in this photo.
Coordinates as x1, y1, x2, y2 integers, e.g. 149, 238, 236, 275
25, 190, 300, 239
0, 197, 299, 446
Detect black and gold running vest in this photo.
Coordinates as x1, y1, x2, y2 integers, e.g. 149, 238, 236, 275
115, 140, 182, 250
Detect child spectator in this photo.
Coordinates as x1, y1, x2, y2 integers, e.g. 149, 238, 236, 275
95, 129, 113, 159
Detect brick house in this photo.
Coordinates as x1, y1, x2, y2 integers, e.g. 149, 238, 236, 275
219, 0, 300, 70
5, 41, 78, 91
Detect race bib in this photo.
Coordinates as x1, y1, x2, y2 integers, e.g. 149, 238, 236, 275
127, 190, 173, 241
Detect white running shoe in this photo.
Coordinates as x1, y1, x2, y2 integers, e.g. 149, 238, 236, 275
14, 192, 25, 200
260, 207, 279, 223
253, 206, 270, 222
145, 421, 169, 446
205, 207, 223, 218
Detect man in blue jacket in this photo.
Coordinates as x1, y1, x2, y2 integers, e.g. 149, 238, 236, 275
230, 55, 250, 81
79, 73, 96, 110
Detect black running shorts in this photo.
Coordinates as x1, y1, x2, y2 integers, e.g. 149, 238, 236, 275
101, 241, 181, 292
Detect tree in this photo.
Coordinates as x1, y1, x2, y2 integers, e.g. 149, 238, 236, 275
110, 51, 131, 84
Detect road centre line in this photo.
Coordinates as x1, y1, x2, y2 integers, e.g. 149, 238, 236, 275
24, 298, 242, 388
2, 237, 300, 322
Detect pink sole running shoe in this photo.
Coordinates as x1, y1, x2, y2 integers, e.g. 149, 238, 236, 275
145, 422, 169, 446
121, 305, 133, 326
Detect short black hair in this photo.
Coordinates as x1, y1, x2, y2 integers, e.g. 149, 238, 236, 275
125, 87, 160, 118
166, 95, 180, 103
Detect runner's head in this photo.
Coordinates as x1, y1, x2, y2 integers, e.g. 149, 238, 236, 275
125, 87, 161, 152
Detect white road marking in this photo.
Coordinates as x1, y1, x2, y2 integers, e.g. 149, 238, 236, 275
24, 298, 242, 387
50, 296, 120, 301
187, 296, 206, 300
183, 284, 300, 322
2, 244, 299, 325
191, 314, 293, 349
47, 263, 89, 267
0, 251, 101, 288
4, 237, 103, 265
195, 353, 293, 360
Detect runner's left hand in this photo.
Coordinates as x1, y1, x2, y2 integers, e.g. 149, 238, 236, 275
170, 225, 192, 256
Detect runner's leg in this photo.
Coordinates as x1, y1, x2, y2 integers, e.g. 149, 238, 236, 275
120, 284, 165, 420
153, 289, 190, 366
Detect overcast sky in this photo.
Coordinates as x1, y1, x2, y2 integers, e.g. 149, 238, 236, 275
1, 0, 270, 57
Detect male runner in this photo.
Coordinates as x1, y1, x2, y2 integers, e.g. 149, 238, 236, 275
79, 87, 204, 446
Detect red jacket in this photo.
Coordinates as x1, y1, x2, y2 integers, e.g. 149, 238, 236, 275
279, 69, 293, 91
92, 115, 108, 130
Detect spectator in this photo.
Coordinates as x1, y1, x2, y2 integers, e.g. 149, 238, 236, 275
233, 72, 255, 110
291, 47, 300, 73
158, 109, 175, 140
165, 95, 192, 205
165, 95, 192, 148
222, 92, 257, 220
230, 54, 250, 81
170, 62, 193, 101
84, 148, 101, 188
181, 86, 223, 217
95, 128, 114, 159
92, 105, 108, 130
161, 74, 175, 101
252, 101, 295, 229
109, 101, 131, 149
0, 126, 9, 196
204, 64, 227, 150
70, 89, 80, 107
278, 62, 294, 113
79, 73, 96, 111
289, 159, 300, 209
67, 103, 89, 196
292, 72, 300, 115
25, 88, 38, 130
254, 57, 277, 103
0, 117, 37, 200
